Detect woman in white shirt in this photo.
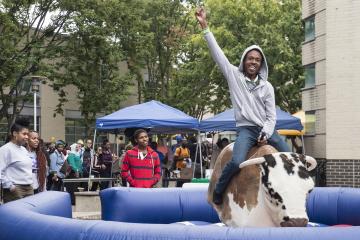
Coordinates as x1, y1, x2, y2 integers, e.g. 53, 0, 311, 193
0, 118, 33, 203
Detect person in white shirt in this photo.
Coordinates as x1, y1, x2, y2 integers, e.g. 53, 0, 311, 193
0, 118, 33, 203
26, 131, 47, 194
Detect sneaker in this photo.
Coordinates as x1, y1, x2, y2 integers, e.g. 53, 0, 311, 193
212, 191, 223, 205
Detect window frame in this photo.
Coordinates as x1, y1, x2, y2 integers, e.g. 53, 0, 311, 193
304, 63, 316, 89
305, 110, 316, 136
304, 16, 315, 42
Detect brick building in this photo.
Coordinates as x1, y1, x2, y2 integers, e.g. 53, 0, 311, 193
302, 0, 360, 187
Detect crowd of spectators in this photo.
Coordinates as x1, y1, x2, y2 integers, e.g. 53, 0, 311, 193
1, 118, 227, 204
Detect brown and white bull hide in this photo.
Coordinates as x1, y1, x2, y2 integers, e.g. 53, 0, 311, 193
208, 144, 316, 227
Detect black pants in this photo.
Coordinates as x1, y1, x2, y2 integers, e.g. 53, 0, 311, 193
99, 170, 112, 190
81, 172, 99, 191
64, 171, 79, 205
48, 173, 63, 191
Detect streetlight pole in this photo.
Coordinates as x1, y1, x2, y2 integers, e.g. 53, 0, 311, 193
30, 76, 41, 131
34, 89, 37, 131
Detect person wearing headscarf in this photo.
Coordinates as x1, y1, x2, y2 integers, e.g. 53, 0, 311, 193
64, 143, 82, 205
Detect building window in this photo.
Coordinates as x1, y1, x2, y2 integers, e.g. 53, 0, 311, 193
304, 16, 315, 42
304, 64, 315, 88
65, 118, 106, 146
305, 111, 316, 135
65, 118, 87, 144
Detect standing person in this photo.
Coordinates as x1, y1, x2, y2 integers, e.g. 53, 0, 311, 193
65, 143, 82, 205
173, 139, 191, 170
159, 138, 174, 168
38, 138, 50, 170
48, 140, 66, 191
210, 138, 230, 169
77, 139, 85, 159
118, 143, 133, 186
171, 135, 183, 153
156, 138, 167, 156
195, 7, 290, 205
150, 142, 165, 167
81, 139, 95, 190
121, 129, 161, 188
97, 139, 117, 190
0, 118, 33, 203
26, 131, 47, 194
89, 146, 103, 191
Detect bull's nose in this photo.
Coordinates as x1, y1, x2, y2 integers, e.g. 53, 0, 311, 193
280, 218, 308, 227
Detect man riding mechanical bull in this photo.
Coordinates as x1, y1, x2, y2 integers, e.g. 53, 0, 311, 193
195, 8, 316, 227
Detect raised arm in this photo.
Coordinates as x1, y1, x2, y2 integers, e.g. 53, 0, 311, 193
195, 7, 233, 78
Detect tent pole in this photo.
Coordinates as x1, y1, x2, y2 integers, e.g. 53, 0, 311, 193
193, 135, 199, 179
116, 134, 119, 156
301, 135, 305, 154
211, 132, 217, 168
113, 133, 118, 183
88, 129, 97, 191
198, 131, 203, 178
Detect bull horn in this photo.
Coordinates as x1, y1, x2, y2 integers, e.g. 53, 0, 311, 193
304, 155, 317, 171
239, 157, 265, 169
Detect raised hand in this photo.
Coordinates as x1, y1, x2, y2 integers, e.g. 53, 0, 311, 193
195, 7, 208, 29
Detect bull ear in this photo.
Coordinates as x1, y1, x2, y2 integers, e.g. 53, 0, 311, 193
304, 155, 317, 171
239, 157, 265, 168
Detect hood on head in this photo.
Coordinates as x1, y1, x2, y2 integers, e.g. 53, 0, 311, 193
238, 45, 268, 81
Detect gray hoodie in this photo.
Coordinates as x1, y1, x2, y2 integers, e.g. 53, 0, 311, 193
204, 32, 276, 138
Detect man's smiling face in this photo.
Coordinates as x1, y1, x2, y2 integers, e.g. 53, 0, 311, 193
244, 50, 262, 79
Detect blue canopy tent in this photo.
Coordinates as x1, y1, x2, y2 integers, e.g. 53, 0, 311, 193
92, 100, 204, 180
199, 108, 303, 132
199, 107, 305, 155
96, 100, 199, 133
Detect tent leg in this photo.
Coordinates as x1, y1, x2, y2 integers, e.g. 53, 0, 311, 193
198, 131, 203, 178
88, 129, 97, 191
193, 137, 199, 179
116, 134, 119, 156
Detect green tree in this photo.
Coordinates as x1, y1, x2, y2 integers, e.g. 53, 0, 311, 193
104, 0, 149, 104
194, 0, 304, 114
134, 0, 304, 117
108, 0, 197, 104
51, 0, 132, 137
0, 0, 74, 131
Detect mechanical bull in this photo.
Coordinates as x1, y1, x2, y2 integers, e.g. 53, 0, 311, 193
208, 144, 317, 227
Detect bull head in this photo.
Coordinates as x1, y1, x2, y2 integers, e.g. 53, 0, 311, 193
239, 152, 317, 227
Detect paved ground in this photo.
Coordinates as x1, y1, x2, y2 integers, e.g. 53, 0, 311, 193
72, 211, 101, 220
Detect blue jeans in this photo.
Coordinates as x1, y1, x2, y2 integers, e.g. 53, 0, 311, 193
214, 126, 290, 194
